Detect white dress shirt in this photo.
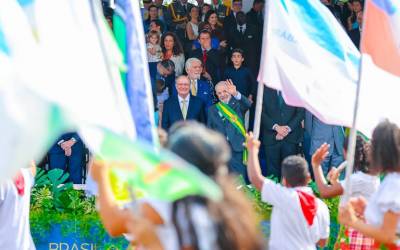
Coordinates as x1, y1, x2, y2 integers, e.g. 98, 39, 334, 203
178, 94, 190, 111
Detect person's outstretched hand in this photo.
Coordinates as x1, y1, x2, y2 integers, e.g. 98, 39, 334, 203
312, 143, 330, 169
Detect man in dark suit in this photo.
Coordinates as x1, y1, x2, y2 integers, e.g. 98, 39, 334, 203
223, 0, 243, 44
190, 30, 221, 84
261, 87, 304, 180
48, 132, 85, 184
228, 11, 260, 77
185, 57, 214, 108
246, 0, 264, 32
207, 79, 251, 178
162, 75, 206, 130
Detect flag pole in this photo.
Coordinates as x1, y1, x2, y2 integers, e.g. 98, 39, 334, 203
342, 56, 363, 204
342, 1, 369, 203
252, 0, 270, 140
253, 81, 264, 140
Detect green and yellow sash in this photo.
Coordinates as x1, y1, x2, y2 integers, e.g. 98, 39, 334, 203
216, 102, 248, 164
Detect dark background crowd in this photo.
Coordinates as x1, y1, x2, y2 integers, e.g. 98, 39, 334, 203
43, 0, 364, 184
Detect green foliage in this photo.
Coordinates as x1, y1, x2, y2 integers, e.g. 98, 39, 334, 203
30, 169, 127, 248
241, 184, 273, 221
34, 168, 51, 187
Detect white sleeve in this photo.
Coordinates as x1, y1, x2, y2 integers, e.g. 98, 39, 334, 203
377, 179, 400, 214
261, 178, 294, 207
317, 201, 330, 240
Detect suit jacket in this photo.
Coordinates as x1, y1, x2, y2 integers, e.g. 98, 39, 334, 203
261, 87, 304, 146
193, 79, 214, 108
305, 110, 345, 157
246, 8, 263, 31
162, 95, 206, 130
190, 48, 221, 83
223, 12, 238, 41
207, 95, 251, 153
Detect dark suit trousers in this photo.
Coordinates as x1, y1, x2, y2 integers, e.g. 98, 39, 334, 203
264, 141, 299, 180
49, 142, 85, 184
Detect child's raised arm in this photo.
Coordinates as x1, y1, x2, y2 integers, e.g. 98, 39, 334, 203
311, 143, 344, 198
246, 132, 265, 191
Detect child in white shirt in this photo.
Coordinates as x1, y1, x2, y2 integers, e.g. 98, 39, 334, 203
340, 121, 400, 248
146, 30, 162, 63
246, 132, 330, 250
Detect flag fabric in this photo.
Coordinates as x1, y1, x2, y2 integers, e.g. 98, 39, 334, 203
355, 0, 400, 135
80, 126, 222, 202
30, 0, 136, 138
258, 0, 360, 128
362, 0, 400, 77
0, 0, 68, 180
0, 0, 136, 180
114, 0, 158, 145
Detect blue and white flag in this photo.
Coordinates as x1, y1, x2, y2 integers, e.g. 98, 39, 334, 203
258, 0, 361, 127
115, 0, 158, 145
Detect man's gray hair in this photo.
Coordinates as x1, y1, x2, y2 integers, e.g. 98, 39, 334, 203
214, 81, 227, 91
185, 57, 202, 72
175, 75, 190, 85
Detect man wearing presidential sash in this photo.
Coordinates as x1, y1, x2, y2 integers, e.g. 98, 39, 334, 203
207, 79, 251, 180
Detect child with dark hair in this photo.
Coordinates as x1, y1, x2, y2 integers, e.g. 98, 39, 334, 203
311, 135, 379, 249
340, 120, 400, 247
246, 132, 330, 250
311, 135, 379, 200
224, 48, 257, 101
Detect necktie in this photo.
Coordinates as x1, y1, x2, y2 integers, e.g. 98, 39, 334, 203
277, 91, 284, 108
181, 99, 187, 120
239, 26, 243, 34
183, 4, 187, 13
191, 80, 197, 96
202, 50, 207, 65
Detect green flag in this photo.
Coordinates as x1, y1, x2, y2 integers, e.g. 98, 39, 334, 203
81, 127, 222, 202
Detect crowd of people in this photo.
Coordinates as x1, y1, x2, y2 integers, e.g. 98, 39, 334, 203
3, 1, 399, 250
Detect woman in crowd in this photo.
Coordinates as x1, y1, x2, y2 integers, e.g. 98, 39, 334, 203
200, 10, 227, 49
161, 32, 185, 76
339, 120, 400, 247
346, 0, 363, 32
143, 4, 165, 34
186, 6, 200, 43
